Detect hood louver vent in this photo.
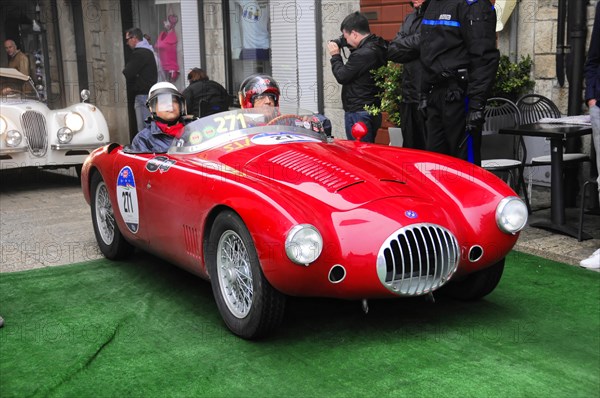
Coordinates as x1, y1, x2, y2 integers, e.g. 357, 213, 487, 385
269, 150, 363, 191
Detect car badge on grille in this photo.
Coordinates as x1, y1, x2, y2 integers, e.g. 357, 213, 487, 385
405, 210, 418, 219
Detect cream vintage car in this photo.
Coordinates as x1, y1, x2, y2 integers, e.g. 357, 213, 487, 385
0, 67, 109, 175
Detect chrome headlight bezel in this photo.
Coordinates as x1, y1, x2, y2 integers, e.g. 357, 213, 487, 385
0, 116, 6, 135
6, 130, 22, 147
285, 224, 323, 266
496, 196, 528, 234
65, 112, 84, 132
57, 127, 73, 144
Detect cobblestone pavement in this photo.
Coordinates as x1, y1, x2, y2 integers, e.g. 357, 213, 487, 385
1, 168, 599, 273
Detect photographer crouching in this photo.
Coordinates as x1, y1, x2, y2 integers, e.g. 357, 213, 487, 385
328, 11, 387, 143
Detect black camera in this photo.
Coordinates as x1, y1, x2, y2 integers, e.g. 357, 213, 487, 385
330, 35, 348, 48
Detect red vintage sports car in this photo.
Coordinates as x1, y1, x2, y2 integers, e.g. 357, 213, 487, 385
81, 106, 528, 339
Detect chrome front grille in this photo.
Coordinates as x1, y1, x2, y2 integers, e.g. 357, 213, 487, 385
21, 111, 48, 157
376, 223, 459, 296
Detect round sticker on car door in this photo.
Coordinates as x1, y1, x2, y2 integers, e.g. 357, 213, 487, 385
116, 166, 139, 233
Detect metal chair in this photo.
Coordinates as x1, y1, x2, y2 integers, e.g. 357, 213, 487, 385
578, 179, 599, 241
516, 94, 590, 208
481, 97, 531, 213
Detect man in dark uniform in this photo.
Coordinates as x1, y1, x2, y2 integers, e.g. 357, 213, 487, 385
387, 0, 428, 149
419, 0, 499, 165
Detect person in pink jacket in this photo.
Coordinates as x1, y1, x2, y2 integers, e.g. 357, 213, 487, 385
155, 14, 180, 82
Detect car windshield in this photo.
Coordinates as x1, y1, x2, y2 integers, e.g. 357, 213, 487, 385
169, 106, 327, 155
0, 76, 39, 100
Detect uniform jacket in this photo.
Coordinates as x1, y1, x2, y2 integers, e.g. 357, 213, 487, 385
123, 46, 158, 96
387, 4, 428, 103
585, 2, 600, 103
330, 34, 388, 112
420, 0, 499, 110
129, 121, 175, 153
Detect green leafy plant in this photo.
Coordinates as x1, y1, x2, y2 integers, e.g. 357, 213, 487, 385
365, 61, 403, 127
491, 55, 535, 101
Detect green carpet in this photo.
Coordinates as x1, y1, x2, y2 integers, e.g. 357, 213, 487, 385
1, 251, 598, 397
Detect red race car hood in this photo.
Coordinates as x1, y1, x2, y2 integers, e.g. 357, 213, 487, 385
238, 142, 434, 209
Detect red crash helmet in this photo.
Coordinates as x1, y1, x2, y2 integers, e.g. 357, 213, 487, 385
238, 74, 280, 108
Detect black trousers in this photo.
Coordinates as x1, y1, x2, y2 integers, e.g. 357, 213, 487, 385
400, 102, 427, 150
425, 79, 481, 165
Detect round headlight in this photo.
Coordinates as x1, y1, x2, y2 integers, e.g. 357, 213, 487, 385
57, 127, 73, 144
0, 116, 6, 134
65, 112, 84, 131
285, 224, 323, 265
496, 196, 528, 234
6, 130, 22, 147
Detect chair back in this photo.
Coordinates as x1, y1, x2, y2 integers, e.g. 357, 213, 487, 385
481, 97, 524, 161
516, 94, 561, 124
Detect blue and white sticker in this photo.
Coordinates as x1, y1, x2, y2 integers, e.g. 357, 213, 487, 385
116, 166, 139, 233
405, 210, 418, 219
251, 133, 321, 145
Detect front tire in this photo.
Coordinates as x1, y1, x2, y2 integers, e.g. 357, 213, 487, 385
90, 172, 134, 260
440, 259, 505, 301
207, 210, 285, 339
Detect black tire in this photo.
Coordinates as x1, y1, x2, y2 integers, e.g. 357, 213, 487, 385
90, 172, 134, 260
206, 210, 286, 339
440, 258, 505, 301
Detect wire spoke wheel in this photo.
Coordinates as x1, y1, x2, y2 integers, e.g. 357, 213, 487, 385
217, 230, 254, 318
94, 181, 115, 245
90, 172, 134, 260
207, 210, 286, 339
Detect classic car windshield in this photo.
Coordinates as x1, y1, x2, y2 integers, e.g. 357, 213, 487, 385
0, 76, 39, 101
169, 106, 327, 154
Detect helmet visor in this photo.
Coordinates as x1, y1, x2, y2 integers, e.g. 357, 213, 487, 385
150, 93, 181, 113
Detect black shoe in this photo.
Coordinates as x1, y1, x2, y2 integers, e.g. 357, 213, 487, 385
0, 316, 4, 328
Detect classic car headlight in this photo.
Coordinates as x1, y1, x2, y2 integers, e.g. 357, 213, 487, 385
285, 224, 323, 265
0, 116, 6, 134
496, 196, 528, 234
65, 112, 84, 132
57, 127, 73, 144
6, 130, 22, 147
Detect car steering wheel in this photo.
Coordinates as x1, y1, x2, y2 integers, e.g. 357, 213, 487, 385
266, 114, 303, 126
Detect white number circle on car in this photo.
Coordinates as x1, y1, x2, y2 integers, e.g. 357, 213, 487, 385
116, 166, 140, 234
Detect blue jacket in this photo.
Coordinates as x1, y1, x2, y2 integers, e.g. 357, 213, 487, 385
585, 2, 600, 103
129, 121, 175, 153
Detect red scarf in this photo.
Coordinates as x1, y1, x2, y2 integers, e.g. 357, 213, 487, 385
156, 121, 184, 138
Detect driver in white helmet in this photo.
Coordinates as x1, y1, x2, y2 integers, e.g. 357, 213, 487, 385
129, 82, 191, 152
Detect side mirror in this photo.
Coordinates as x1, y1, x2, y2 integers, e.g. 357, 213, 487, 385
351, 121, 368, 141
80, 89, 90, 103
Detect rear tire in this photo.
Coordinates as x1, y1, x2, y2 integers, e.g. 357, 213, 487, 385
206, 210, 285, 339
441, 259, 505, 301
90, 172, 134, 260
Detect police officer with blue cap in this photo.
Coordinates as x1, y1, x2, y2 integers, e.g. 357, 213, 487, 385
419, 0, 499, 165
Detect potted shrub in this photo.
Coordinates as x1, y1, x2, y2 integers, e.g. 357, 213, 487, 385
364, 61, 403, 129
490, 54, 535, 101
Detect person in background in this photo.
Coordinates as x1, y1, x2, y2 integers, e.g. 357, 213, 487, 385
328, 11, 387, 143
182, 68, 230, 117
387, 0, 428, 149
419, 0, 499, 165
123, 28, 158, 136
129, 82, 188, 153
580, 1, 600, 269
4, 39, 29, 76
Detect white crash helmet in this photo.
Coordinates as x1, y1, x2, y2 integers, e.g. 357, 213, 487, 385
146, 82, 187, 122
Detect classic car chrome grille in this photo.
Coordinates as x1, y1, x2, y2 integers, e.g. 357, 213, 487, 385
21, 111, 48, 157
376, 223, 459, 296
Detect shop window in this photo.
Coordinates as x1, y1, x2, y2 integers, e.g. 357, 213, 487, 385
229, 0, 271, 103
133, 0, 184, 90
